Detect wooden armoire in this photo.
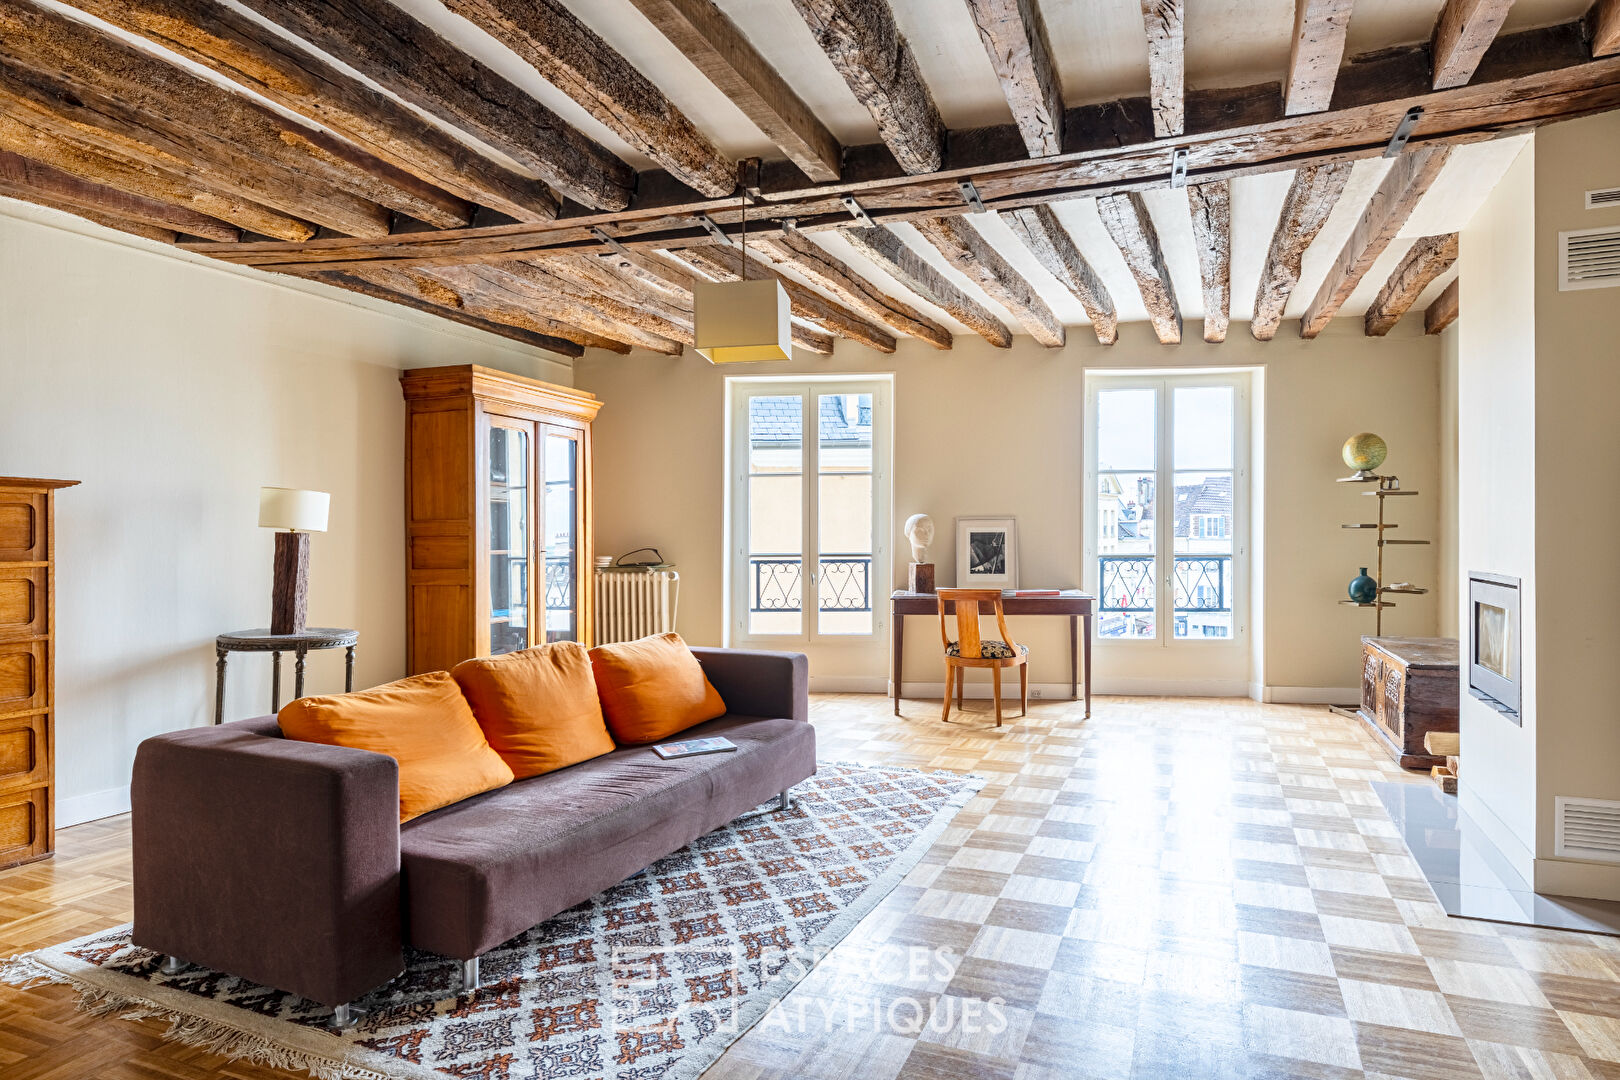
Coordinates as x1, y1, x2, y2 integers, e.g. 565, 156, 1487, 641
401, 366, 600, 675
0, 476, 77, 869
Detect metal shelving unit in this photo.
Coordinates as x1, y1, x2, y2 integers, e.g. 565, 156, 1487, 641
1337, 475, 1428, 635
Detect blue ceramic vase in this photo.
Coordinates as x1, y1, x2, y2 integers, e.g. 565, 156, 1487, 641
1348, 568, 1378, 604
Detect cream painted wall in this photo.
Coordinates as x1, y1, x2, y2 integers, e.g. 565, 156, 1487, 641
1437, 324, 1459, 641
1455, 140, 1540, 882
0, 202, 570, 826
1531, 112, 1620, 898
575, 319, 1440, 700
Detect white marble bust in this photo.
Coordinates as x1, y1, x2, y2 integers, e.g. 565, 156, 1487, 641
904, 513, 934, 564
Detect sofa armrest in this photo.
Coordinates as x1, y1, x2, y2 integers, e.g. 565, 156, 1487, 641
131, 718, 403, 1007
690, 647, 809, 724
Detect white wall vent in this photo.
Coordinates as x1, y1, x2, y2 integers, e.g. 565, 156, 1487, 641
1554, 797, 1620, 863
1586, 187, 1620, 209
1560, 228, 1620, 290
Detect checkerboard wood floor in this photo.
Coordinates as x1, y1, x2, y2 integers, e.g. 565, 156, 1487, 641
4, 694, 1620, 1079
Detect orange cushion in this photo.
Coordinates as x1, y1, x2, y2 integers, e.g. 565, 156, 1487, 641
278, 671, 513, 823
588, 633, 726, 745
452, 642, 615, 778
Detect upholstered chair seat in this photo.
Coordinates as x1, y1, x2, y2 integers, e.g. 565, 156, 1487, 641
934, 589, 1029, 728
945, 640, 1028, 659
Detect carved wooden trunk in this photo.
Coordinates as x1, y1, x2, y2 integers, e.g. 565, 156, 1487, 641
1355, 636, 1460, 769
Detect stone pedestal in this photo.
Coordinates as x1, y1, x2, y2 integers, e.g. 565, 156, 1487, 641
908, 562, 935, 594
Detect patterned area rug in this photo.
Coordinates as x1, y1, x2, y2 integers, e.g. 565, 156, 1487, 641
3, 763, 981, 1080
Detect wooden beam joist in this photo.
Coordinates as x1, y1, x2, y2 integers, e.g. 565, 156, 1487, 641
1432, 0, 1517, 89
313, 269, 584, 357
1424, 275, 1460, 333
965, 0, 1063, 156
496, 260, 692, 354
366, 265, 634, 353
64, 0, 560, 223
842, 226, 1012, 347
1592, 0, 1620, 57
913, 214, 1064, 346
787, 0, 945, 175
673, 243, 898, 352
441, 0, 734, 198
1097, 191, 1181, 344
1251, 161, 1352, 340
1002, 204, 1116, 344
457, 264, 684, 355
232, 0, 632, 211
0, 1, 421, 237
1141, 0, 1185, 137
757, 226, 953, 348
1286, 0, 1355, 115
179, 21, 1620, 275
626, 0, 841, 183
1188, 180, 1231, 343
1364, 232, 1459, 335
0, 148, 238, 241
2, 183, 176, 242
1300, 145, 1451, 337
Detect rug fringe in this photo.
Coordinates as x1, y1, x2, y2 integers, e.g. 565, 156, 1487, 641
0, 952, 68, 990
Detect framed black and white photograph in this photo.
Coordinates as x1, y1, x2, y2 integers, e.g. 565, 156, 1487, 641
955, 516, 1017, 589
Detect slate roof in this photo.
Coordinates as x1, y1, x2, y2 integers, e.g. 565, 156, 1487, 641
749, 394, 872, 447
1173, 475, 1233, 535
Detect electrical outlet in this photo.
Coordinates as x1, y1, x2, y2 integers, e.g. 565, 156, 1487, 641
1031, 688, 1043, 699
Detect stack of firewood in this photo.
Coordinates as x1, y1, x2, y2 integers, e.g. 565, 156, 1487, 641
1426, 732, 1460, 794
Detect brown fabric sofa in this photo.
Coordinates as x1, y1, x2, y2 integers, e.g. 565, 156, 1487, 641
130, 647, 812, 1010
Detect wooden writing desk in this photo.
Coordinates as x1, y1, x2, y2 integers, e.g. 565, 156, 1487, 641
892, 590, 1093, 719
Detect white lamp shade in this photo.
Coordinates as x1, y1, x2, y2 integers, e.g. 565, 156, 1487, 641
694, 278, 792, 363
259, 487, 329, 532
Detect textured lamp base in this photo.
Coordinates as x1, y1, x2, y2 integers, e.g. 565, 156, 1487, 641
270, 531, 310, 636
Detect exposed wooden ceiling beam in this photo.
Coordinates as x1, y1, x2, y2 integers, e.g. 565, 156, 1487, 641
625, 0, 841, 183
787, 0, 945, 175
672, 243, 898, 353
1424, 276, 1460, 333
1364, 233, 1459, 335
0, 107, 312, 240
842, 226, 1012, 347
1286, 0, 1355, 115
964, 0, 1062, 156
182, 21, 1620, 273
440, 0, 735, 198
458, 264, 685, 355
1188, 180, 1231, 343
0, 1, 417, 237
367, 265, 634, 353
64, 0, 560, 223
3, 184, 176, 242
313, 269, 584, 357
756, 226, 952, 348
1097, 191, 1181, 344
1432, 0, 1517, 89
1002, 204, 1116, 344
1300, 145, 1451, 337
0, 148, 238, 241
232, 0, 632, 211
496, 259, 694, 353
1141, 0, 1185, 137
913, 215, 1064, 346
1592, 0, 1620, 57
1251, 161, 1352, 340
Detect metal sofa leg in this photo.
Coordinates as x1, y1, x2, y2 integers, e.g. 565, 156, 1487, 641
462, 957, 481, 991
734, 789, 795, 822
330, 1003, 363, 1030
159, 955, 187, 976
775, 789, 792, 811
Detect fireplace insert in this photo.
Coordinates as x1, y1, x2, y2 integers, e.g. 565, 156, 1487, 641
1467, 572, 1521, 723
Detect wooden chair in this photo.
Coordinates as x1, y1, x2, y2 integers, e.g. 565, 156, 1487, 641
937, 588, 1028, 728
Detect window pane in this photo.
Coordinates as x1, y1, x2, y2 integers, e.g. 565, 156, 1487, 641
818, 392, 873, 635
543, 433, 578, 642
748, 395, 802, 635
1097, 471, 1155, 639
1173, 386, 1234, 470
1172, 469, 1233, 639
488, 425, 529, 654
1096, 388, 1156, 471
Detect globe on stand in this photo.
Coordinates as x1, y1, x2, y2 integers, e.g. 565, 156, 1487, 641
1341, 432, 1388, 479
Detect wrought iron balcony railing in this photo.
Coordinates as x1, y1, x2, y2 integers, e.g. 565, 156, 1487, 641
1098, 554, 1231, 614
750, 554, 872, 613
544, 556, 573, 614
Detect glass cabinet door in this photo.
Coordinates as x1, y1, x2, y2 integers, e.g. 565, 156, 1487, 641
488, 422, 531, 655
541, 428, 580, 643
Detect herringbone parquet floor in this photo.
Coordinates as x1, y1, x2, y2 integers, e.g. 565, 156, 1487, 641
4, 693, 1620, 1079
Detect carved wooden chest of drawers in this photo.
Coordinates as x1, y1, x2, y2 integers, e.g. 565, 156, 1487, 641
1355, 636, 1459, 769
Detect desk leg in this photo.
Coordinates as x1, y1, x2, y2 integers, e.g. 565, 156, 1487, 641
215, 648, 227, 726
1083, 613, 1093, 719
295, 648, 308, 701
271, 652, 282, 713
345, 646, 356, 693
892, 612, 903, 716
1069, 616, 1078, 701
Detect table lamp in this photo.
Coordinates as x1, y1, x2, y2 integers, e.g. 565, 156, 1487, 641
259, 487, 329, 635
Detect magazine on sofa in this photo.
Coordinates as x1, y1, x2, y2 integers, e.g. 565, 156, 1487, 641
652, 736, 738, 759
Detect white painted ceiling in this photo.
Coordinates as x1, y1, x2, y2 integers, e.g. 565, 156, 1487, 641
39, 0, 1571, 340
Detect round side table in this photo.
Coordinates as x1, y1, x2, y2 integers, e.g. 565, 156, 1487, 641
215, 628, 359, 724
